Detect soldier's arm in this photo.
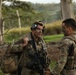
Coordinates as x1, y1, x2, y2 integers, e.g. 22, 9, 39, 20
10, 44, 24, 53
10, 37, 29, 53
51, 38, 74, 75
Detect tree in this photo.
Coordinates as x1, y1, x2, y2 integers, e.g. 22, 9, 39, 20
60, 0, 74, 20
2, 1, 34, 28
0, 0, 3, 43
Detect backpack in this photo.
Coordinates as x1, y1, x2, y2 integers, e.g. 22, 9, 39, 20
0, 44, 22, 73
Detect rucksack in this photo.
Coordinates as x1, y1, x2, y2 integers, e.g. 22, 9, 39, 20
0, 44, 22, 73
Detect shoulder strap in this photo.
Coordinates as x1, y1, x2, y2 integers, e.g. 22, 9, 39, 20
30, 32, 37, 51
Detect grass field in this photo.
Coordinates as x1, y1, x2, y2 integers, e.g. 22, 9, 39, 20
44, 34, 63, 42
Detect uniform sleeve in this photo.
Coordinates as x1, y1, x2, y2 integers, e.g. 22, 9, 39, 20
10, 44, 23, 53
51, 38, 74, 75
10, 35, 27, 53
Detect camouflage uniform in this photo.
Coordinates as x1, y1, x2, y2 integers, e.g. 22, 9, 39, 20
51, 32, 76, 75
10, 32, 49, 75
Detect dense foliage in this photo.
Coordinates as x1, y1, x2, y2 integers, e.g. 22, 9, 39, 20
2, 1, 76, 30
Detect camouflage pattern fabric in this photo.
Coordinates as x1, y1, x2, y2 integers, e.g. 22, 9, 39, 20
21, 67, 40, 75
51, 32, 76, 75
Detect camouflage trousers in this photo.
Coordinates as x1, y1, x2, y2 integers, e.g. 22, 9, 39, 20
61, 69, 76, 75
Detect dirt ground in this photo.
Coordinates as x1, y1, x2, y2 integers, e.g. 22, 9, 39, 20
47, 42, 61, 62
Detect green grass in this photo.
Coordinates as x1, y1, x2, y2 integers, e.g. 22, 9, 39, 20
44, 34, 63, 42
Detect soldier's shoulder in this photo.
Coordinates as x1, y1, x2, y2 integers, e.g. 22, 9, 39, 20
61, 36, 76, 45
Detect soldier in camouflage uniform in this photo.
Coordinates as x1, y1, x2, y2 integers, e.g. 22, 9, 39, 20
10, 21, 50, 75
50, 18, 76, 75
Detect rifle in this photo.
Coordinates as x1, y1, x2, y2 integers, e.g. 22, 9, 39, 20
31, 33, 45, 75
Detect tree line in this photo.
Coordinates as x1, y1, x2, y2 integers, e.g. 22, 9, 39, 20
0, 0, 76, 43
2, 1, 76, 29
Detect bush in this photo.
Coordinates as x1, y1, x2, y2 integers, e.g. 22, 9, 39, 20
44, 20, 62, 35
4, 27, 30, 42
4, 20, 62, 42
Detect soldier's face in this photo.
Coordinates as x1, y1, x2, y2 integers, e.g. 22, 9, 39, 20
33, 25, 43, 38
62, 23, 70, 36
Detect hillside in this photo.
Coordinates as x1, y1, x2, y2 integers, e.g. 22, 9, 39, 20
31, 3, 61, 23
31, 2, 76, 23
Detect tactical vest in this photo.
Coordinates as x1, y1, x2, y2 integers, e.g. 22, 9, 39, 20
25, 33, 47, 69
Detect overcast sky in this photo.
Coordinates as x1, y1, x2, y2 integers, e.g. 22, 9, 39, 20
20, 0, 76, 3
